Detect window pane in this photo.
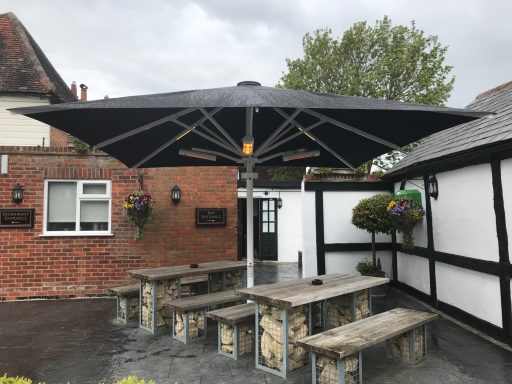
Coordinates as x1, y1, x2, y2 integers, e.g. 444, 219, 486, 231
47, 182, 76, 231
262, 200, 268, 210
269, 223, 275, 233
269, 200, 275, 210
80, 201, 109, 231
262, 223, 268, 233
269, 212, 275, 222
83, 183, 106, 195
262, 212, 268, 222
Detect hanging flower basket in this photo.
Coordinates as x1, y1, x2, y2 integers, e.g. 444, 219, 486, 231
124, 191, 155, 240
387, 198, 424, 251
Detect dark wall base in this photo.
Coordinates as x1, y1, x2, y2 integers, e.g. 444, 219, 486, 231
395, 281, 511, 346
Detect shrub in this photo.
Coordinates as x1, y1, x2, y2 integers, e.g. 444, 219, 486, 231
0, 374, 34, 384
114, 377, 156, 384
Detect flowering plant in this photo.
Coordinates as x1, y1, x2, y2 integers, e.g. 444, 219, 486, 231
387, 198, 424, 251
124, 191, 155, 240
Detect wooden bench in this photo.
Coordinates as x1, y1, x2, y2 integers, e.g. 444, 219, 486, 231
296, 308, 438, 384
207, 302, 256, 360
109, 284, 139, 323
161, 290, 245, 344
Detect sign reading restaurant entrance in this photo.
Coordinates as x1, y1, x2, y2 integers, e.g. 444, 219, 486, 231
0, 208, 35, 228
196, 208, 226, 226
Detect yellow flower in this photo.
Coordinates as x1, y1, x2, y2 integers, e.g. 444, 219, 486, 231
387, 201, 396, 211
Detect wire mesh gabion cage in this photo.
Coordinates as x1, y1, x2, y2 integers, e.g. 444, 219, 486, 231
387, 325, 427, 364
257, 303, 309, 376
173, 310, 206, 341
314, 353, 361, 384
219, 322, 254, 358
325, 290, 371, 329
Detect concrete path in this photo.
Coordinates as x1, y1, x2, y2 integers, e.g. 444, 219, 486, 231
0, 263, 511, 383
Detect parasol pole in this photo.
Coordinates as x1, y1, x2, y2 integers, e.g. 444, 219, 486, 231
245, 160, 255, 287
243, 107, 256, 287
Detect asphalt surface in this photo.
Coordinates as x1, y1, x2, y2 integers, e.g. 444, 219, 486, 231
1, 263, 511, 383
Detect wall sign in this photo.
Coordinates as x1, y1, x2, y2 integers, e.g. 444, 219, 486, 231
0, 208, 35, 228
196, 208, 226, 226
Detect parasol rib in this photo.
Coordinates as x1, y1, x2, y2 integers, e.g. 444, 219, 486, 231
252, 108, 302, 157
199, 108, 244, 155
93, 108, 197, 149
130, 111, 219, 169
304, 109, 402, 150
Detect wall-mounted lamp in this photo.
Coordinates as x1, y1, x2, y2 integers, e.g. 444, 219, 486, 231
428, 175, 439, 200
277, 194, 283, 209
12, 184, 24, 204
171, 184, 181, 204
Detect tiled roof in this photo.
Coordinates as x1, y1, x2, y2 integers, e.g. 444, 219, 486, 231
0, 12, 75, 102
386, 81, 512, 177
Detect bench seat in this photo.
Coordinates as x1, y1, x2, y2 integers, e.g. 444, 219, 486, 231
161, 290, 245, 344
109, 284, 139, 323
207, 303, 256, 359
297, 308, 438, 384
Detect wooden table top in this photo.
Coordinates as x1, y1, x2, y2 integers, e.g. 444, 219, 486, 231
129, 260, 246, 281
235, 273, 389, 308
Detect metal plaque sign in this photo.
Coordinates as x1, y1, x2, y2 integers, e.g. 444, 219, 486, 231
196, 208, 226, 226
0, 208, 35, 228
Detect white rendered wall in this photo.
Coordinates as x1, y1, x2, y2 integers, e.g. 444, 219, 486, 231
237, 188, 302, 263
436, 262, 502, 327
302, 188, 317, 277
302, 188, 394, 278
397, 252, 430, 294
431, 164, 498, 261
323, 191, 392, 244
500, 158, 512, 258
326, 251, 393, 277
0, 96, 50, 146
277, 191, 302, 262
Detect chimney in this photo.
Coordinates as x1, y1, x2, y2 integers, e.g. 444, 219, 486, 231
70, 81, 78, 98
79, 83, 88, 101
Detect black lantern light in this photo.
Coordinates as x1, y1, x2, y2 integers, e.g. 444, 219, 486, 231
428, 175, 439, 200
277, 192, 283, 209
12, 184, 24, 204
171, 184, 181, 204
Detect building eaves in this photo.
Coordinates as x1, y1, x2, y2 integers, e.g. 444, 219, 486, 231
385, 82, 512, 179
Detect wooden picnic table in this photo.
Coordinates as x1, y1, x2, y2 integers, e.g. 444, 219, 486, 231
129, 260, 246, 334
235, 273, 389, 379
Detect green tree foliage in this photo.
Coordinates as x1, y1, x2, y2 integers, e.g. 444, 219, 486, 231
351, 194, 394, 264
267, 166, 305, 181
279, 16, 454, 171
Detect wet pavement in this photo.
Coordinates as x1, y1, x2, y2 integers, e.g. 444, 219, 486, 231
1, 263, 511, 384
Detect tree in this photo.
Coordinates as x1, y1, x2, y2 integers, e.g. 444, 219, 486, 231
351, 194, 394, 266
279, 16, 455, 171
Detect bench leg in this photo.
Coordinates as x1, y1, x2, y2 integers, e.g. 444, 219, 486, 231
312, 352, 362, 384
116, 296, 128, 323
386, 324, 427, 365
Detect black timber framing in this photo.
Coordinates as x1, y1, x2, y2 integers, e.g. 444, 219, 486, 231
315, 190, 325, 275
423, 174, 437, 303
491, 159, 512, 340
308, 174, 512, 344
308, 180, 394, 275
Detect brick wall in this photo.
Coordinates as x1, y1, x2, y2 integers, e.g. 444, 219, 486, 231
0, 146, 238, 300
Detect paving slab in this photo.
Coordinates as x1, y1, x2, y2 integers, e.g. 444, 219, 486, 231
0, 262, 511, 384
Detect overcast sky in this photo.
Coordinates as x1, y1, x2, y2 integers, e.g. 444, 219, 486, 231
2, 0, 511, 107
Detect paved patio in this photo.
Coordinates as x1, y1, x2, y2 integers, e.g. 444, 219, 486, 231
0, 263, 511, 384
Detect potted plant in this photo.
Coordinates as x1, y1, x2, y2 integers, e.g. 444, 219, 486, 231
387, 198, 424, 251
351, 193, 394, 276
124, 190, 155, 240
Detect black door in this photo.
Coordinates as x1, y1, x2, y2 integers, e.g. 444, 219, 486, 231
259, 199, 278, 261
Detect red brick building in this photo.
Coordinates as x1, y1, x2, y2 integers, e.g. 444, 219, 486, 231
0, 12, 238, 301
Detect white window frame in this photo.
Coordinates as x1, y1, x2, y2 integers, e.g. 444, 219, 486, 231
42, 179, 112, 236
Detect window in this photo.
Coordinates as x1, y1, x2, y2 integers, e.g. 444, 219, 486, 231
44, 180, 111, 235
